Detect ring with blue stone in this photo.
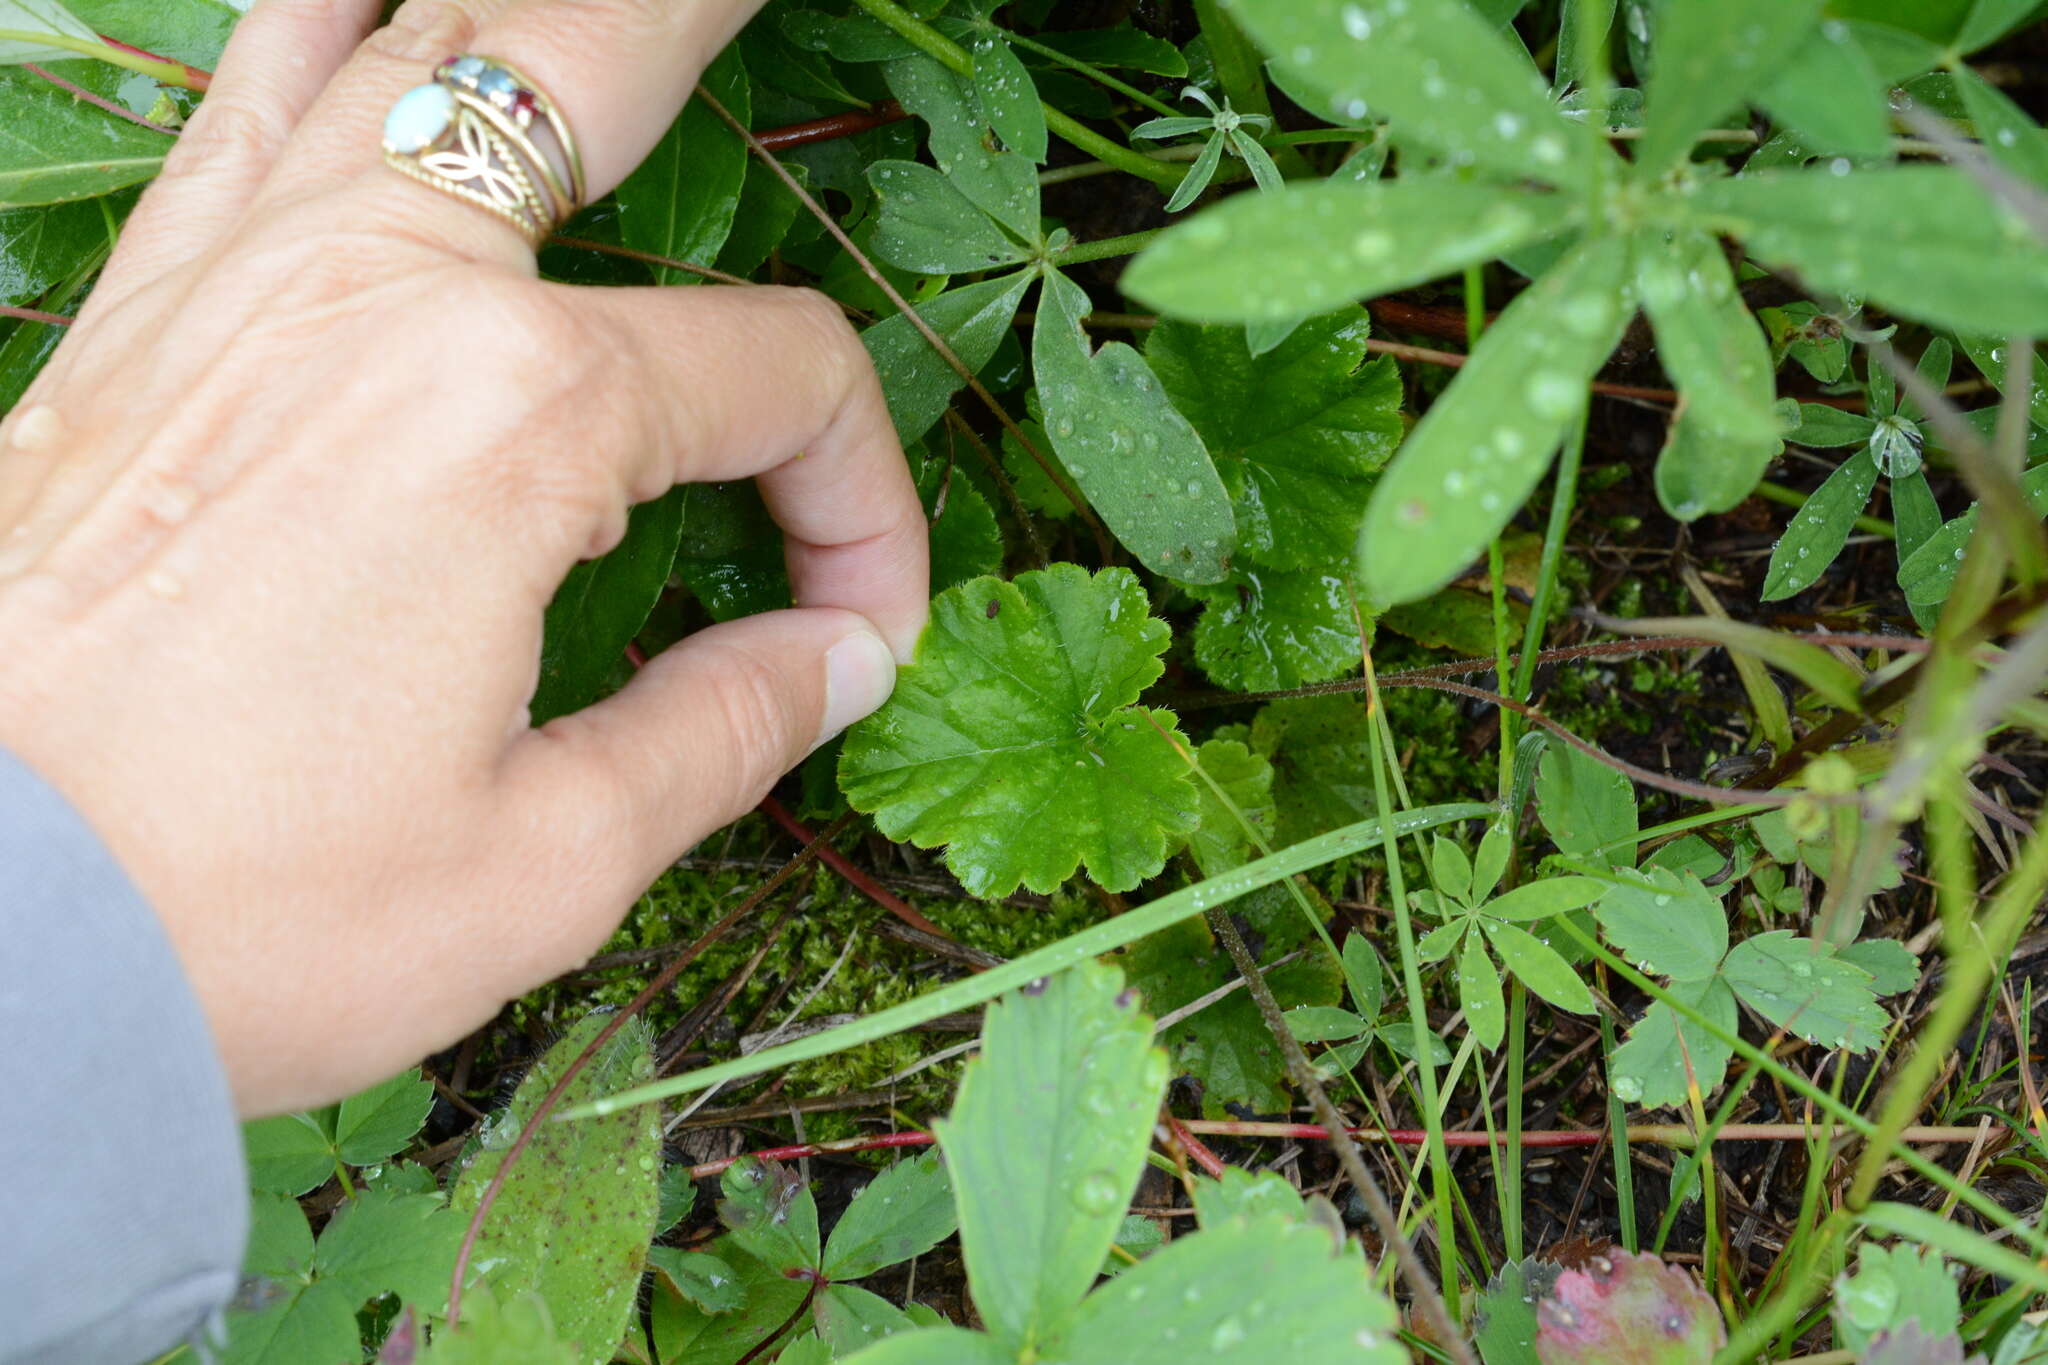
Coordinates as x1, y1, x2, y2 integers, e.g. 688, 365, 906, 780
380, 54, 585, 248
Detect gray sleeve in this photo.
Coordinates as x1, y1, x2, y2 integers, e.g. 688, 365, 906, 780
0, 748, 247, 1365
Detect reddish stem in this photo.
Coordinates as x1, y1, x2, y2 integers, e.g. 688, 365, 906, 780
0, 305, 73, 327
680, 1119, 1988, 1178
95, 34, 212, 91
23, 63, 179, 135
757, 794, 959, 943
1165, 1115, 1229, 1178
755, 100, 908, 150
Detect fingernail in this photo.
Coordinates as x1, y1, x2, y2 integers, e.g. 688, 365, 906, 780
818, 629, 897, 748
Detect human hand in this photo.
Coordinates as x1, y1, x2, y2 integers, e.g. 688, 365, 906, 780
0, 0, 927, 1116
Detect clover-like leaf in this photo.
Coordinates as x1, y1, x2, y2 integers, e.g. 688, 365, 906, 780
646, 1248, 746, 1316
1721, 931, 1886, 1050
840, 564, 1199, 896
1148, 307, 1403, 572
938, 963, 1167, 1349
1056, 1215, 1406, 1365
1635, 0, 1820, 175
864, 272, 1032, 445
1597, 869, 1729, 982
1608, 978, 1739, 1110
821, 1152, 957, 1281
867, 160, 1033, 273
1537, 745, 1638, 869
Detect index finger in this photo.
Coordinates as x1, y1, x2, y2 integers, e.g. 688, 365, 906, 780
577, 281, 930, 660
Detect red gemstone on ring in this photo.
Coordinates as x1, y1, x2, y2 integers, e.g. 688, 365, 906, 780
509, 89, 539, 120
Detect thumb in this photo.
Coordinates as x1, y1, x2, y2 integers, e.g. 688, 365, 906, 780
502, 606, 897, 919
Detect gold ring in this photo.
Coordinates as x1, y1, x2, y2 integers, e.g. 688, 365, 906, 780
380, 55, 586, 248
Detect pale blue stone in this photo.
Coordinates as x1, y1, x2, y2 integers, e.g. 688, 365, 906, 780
384, 82, 455, 153
476, 67, 517, 100
447, 55, 486, 81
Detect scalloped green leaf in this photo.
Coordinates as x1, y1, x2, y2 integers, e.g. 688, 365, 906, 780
333, 1067, 433, 1167
937, 962, 1168, 1349
1361, 234, 1632, 605
839, 564, 1199, 896
1187, 738, 1278, 877
1226, 0, 1593, 189
1148, 308, 1403, 572
1537, 743, 1637, 869
1597, 868, 1729, 982
1190, 566, 1361, 692
1035, 270, 1235, 583
450, 1012, 662, 1365
1124, 179, 1580, 324
1245, 694, 1378, 846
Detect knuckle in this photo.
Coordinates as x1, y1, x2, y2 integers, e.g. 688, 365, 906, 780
163, 99, 277, 178
360, 0, 484, 67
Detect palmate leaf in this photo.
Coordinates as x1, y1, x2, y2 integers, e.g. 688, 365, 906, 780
1225, 0, 1593, 189
1124, 178, 1580, 324
1636, 228, 1784, 518
1693, 167, 2048, 336
1360, 234, 1632, 605
1597, 869, 1727, 982
1034, 269, 1236, 583
1148, 307, 1404, 572
839, 564, 1200, 897
450, 1012, 662, 1365
936, 963, 1167, 1350
1762, 449, 1881, 600
1635, 0, 1821, 175
1608, 978, 1738, 1109
1753, 19, 1893, 159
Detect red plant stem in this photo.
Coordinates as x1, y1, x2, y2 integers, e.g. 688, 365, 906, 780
756, 793, 959, 943
0, 305, 73, 327
96, 34, 212, 91
23, 64, 179, 135
681, 1120, 1988, 1178
1164, 1115, 1229, 1178
754, 100, 908, 150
